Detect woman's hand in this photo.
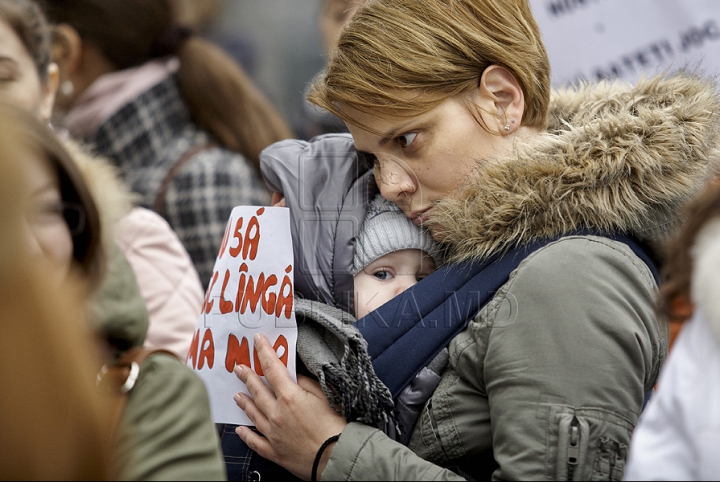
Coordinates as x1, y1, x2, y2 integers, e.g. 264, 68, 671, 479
234, 334, 348, 480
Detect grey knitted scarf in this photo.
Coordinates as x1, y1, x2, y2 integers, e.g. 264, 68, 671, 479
294, 298, 397, 433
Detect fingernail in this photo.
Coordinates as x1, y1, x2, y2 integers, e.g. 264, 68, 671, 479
233, 393, 242, 403
234, 365, 243, 375
254, 333, 261, 343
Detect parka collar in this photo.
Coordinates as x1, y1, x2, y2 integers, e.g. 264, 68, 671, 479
427, 73, 720, 263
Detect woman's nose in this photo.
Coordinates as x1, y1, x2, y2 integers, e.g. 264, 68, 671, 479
374, 158, 416, 204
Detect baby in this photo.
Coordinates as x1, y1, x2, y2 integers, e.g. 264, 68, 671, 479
352, 193, 439, 319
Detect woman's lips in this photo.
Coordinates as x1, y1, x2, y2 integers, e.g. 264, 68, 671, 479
411, 207, 433, 226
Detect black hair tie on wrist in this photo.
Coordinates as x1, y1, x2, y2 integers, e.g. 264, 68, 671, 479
311, 434, 341, 482
150, 25, 194, 58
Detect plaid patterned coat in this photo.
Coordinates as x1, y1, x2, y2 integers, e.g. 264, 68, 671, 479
90, 75, 271, 287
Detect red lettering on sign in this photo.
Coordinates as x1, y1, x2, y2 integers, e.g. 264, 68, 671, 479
240, 273, 265, 314
186, 329, 200, 368
219, 269, 234, 314
261, 274, 278, 315
202, 271, 220, 314
198, 328, 215, 370
225, 334, 251, 373
229, 217, 244, 258
276, 268, 294, 319
217, 219, 232, 260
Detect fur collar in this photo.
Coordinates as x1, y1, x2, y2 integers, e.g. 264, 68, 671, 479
692, 217, 720, 339
427, 73, 720, 263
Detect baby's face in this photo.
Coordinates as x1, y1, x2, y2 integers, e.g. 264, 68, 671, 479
354, 249, 436, 319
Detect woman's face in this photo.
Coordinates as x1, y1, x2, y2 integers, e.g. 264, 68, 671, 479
23, 150, 74, 281
0, 18, 56, 121
344, 92, 515, 229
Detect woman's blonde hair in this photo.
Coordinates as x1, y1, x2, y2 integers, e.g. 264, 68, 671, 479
308, 0, 551, 132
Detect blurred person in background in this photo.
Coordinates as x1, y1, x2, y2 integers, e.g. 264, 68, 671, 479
0, 0, 202, 360
0, 0, 203, 360
624, 183, 720, 481
44, 0, 295, 287
0, 101, 111, 480
295, 0, 366, 140
0, 101, 227, 480
0, 0, 227, 476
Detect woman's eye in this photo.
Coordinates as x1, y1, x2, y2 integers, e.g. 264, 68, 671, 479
373, 270, 392, 281
398, 132, 417, 148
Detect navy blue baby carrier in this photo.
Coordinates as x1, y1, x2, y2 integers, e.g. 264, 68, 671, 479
356, 231, 660, 399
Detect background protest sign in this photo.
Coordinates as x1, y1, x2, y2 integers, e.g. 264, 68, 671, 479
187, 206, 297, 425
530, 0, 720, 87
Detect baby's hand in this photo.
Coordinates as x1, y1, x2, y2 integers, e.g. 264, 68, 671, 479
271, 192, 286, 207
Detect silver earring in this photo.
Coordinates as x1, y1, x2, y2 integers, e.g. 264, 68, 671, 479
60, 80, 74, 97
504, 124, 511, 131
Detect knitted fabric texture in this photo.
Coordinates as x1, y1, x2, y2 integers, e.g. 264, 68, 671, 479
352, 194, 439, 275
295, 298, 397, 432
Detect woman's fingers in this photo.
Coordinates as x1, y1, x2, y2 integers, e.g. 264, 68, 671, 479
232, 337, 350, 480
234, 363, 276, 408
233, 392, 271, 435
235, 426, 276, 462
252, 334, 295, 394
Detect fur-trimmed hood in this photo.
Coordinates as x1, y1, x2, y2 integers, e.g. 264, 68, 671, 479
692, 216, 720, 340
427, 73, 720, 263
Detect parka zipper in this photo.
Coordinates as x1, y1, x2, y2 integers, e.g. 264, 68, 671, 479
567, 416, 580, 480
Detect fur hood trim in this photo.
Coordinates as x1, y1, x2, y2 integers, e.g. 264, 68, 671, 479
427, 73, 720, 263
691, 217, 720, 339
63, 139, 135, 256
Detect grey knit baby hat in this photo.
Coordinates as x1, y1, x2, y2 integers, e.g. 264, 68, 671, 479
352, 194, 440, 276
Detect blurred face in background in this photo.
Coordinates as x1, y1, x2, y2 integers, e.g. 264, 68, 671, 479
320, 0, 364, 55
23, 149, 74, 282
0, 18, 56, 121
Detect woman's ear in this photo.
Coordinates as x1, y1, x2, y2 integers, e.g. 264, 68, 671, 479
476, 65, 525, 135
39, 63, 59, 122
50, 24, 83, 110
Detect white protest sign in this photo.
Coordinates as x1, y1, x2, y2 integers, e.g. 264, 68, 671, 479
186, 206, 297, 425
530, 0, 720, 87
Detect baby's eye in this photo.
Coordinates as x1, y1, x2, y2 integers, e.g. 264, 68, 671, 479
373, 270, 393, 281
398, 132, 417, 148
